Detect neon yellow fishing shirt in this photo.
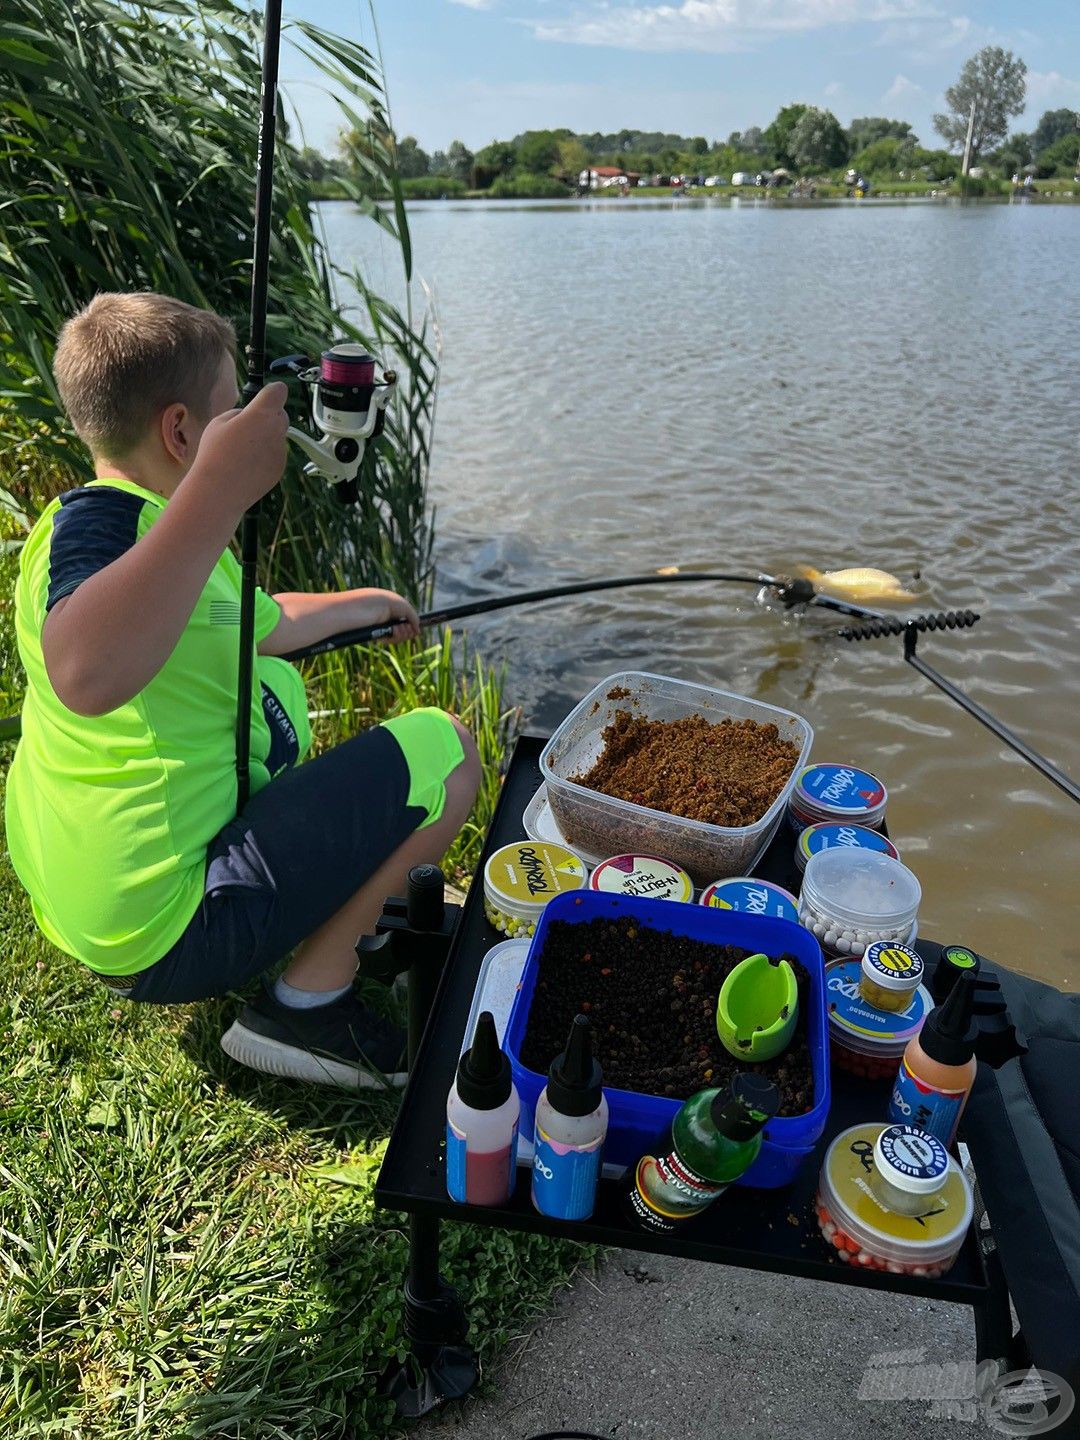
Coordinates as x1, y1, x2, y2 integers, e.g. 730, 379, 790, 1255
5, 477, 312, 975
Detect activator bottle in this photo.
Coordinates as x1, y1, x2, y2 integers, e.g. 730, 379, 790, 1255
889, 967, 978, 1148
532, 1014, 608, 1221
624, 1074, 779, 1234
446, 1011, 520, 1206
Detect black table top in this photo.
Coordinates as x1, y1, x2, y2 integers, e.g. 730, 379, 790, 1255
375, 737, 989, 1306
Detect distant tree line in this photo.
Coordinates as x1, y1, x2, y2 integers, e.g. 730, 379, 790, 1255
325, 48, 1077, 198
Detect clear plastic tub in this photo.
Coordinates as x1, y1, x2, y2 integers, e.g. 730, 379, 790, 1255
540, 672, 813, 887
816, 1122, 973, 1277
799, 848, 921, 959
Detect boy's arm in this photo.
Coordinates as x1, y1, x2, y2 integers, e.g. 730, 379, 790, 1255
43, 384, 289, 717
258, 589, 421, 656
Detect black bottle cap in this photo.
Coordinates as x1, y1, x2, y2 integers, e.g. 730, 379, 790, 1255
710, 1073, 780, 1140
545, 1014, 604, 1118
455, 1011, 512, 1110
919, 968, 978, 1067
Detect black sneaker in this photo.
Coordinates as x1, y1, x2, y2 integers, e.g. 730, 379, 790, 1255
220, 983, 408, 1090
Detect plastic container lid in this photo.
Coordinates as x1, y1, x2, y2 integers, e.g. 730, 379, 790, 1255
820, 1122, 973, 1266
873, 1124, 949, 1197
802, 848, 921, 931
483, 840, 588, 924
700, 876, 799, 925
826, 958, 932, 1057
861, 941, 924, 994
795, 822, 899, 874
461, 939, 531, 1054
791, 764, 888, 828
589, 853, 694, 902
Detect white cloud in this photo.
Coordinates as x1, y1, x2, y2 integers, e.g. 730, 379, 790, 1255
1026, 71, 1080, 108
884, 73, 921, 102
529, 0, 938, 54
448, 0, 494, 9
824, 81, 843, 97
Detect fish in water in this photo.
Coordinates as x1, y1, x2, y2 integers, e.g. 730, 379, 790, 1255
797, 566, 919, 605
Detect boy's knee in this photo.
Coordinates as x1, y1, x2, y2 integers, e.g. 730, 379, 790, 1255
449, 716, 481, 797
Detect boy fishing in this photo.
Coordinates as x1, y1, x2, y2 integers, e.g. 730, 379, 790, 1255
5, 291, 480, 1088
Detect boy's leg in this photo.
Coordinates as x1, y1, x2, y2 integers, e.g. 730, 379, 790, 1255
129, 708, 480, 1087
280, 733, 478, 993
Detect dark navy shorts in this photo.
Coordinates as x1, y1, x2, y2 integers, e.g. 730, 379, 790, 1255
112, 712, 463, 1005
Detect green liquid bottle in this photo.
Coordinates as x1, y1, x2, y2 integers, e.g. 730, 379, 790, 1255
624, 1074, 780, 1234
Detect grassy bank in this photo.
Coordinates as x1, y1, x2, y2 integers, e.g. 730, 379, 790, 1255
0, 3, 590, 1433
0, 549, 591, 1439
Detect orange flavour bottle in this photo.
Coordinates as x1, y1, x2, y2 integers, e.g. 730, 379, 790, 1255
888, 969, 977, 1149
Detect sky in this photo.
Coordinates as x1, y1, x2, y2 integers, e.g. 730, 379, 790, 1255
279, 0, 1080, 155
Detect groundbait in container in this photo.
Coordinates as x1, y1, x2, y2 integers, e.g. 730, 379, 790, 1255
504, 890, 831, 1189
540, 672, 813, 887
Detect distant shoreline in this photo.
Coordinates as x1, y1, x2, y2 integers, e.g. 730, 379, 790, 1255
313, 188, 1080, 207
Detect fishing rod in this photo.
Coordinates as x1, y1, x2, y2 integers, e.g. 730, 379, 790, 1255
279, 570, 883, 662
282, 578, 1078, 808
235, 0, 396, 809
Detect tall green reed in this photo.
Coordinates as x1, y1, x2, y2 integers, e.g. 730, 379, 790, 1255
0, 0, 434, 603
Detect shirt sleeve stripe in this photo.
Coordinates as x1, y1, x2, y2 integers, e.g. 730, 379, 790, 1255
46, 487, 146, 613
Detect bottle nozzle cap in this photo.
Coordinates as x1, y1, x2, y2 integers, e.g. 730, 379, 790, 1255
546, 1014, 604, 1117
710, 1073, 780, 1139
455, 1010, 512, 1109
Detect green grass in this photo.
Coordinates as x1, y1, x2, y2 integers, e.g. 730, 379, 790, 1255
0, 553, 590, 1439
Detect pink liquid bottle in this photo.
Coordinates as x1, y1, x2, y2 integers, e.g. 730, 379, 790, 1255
446, 1011, 520, 1206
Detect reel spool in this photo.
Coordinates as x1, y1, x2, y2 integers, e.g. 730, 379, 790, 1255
271, 344, 397, 503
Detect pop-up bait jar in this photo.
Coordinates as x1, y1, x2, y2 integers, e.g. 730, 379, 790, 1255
826, 959, 932, 1080
699, 876, 799, 923
588, 853, 693, 902
789, 763, 888, 832
799, 847, 921, 958
816, 1122, 972, 1277
794, 822, 899, 875
483, 841, 588, 938
859, 941, 924, 1013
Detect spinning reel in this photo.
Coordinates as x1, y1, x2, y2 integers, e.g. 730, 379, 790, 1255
270, 343, 397, 504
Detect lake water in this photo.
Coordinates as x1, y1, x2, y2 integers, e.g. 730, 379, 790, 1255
320, 197, 1080, 987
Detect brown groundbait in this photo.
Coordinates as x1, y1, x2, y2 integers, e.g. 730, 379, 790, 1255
573, 710, 801, 828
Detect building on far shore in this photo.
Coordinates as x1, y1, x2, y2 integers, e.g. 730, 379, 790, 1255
578, 165, 641, 189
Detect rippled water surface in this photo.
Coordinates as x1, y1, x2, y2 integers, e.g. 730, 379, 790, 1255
322, 198, 1080, 986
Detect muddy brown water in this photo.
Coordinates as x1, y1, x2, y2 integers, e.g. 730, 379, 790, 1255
323, 198, 1080, 988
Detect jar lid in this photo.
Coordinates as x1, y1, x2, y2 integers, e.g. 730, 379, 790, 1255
589, 853, 693, 902
826, 959, 932, 1055
794, 764, 888, 819
796, 822, 899, 872
802, 848, 921, 928
820, 1123, 972, 1263
873, 1124, 949, 1196
861, 941, 924, 992
483, 841, 588, 920
700, 876, 799, 924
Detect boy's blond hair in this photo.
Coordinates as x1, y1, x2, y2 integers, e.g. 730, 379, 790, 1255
53, 292, 236, 461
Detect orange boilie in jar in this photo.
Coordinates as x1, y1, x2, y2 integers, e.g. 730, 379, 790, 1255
816, 1123, 973, 1278
825, 958, 932, 1082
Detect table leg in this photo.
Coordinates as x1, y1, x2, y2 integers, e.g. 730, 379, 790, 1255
974, 1244, 1015, 1366
378, 868, 479, 1418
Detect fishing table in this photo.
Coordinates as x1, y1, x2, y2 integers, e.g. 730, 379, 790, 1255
372, 736, 1014, 1420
